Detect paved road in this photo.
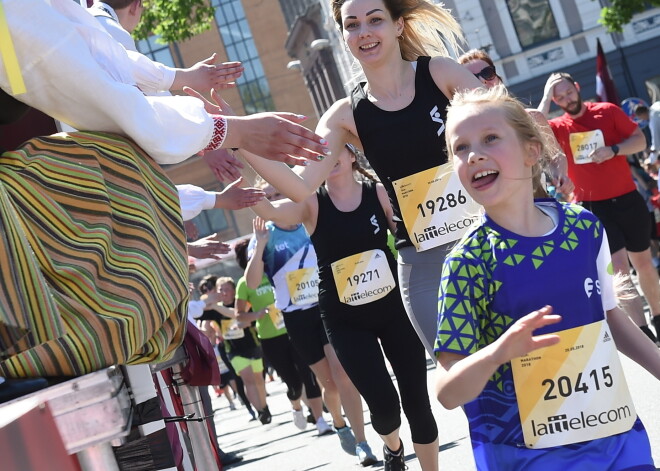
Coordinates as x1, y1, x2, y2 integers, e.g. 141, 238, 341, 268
212, 353, 659, 471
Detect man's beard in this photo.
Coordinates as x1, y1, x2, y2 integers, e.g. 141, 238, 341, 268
562, 96, 583, 116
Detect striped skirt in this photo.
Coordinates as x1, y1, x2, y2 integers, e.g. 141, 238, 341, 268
0, 132, 188, 378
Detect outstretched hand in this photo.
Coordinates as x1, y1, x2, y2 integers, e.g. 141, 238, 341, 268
184, 87, 330, 166
252, 216, 270, 245
228, 112, 330, 166
187, 233, 230, 260
202, 148, 243, 182
493, 305, 562, 364
181, 55, 244, 92
218, 177, 265, 209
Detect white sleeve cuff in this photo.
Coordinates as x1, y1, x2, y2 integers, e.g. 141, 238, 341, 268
177, 184, 217, 221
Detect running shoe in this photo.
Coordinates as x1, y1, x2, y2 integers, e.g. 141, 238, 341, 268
335, 425, 357, 456
292, 409, 307, 430
383, 441, 407, 471
356, 441, 378, 466
316, 417, 334, 436
258, 406, 272, 425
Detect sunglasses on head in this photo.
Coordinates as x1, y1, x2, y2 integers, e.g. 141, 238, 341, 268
474, 65, 497, 81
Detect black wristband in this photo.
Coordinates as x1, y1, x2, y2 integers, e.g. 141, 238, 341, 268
611, 144, 620, 156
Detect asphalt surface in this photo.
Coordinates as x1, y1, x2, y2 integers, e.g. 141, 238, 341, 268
211, 352, 659, 471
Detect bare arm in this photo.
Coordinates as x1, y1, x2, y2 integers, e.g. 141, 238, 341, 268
590, 127, 647, 164
245, 217, 268, 290
237, 98, 356, 202
429, 56, 484, 98
537, 74, 563, 118
235, 297, 267, 324
435, 306, 561, 409
607, 306, 660, 380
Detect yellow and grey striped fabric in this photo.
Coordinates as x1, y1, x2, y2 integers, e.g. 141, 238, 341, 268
0, 132, 188, 378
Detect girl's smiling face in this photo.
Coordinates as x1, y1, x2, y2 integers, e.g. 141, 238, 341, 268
447, 104, 540, 210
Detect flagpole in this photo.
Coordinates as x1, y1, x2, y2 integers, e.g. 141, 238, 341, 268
597, 0, 638, 98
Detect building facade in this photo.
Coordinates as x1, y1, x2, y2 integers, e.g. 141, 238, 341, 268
280, 0, 660, 116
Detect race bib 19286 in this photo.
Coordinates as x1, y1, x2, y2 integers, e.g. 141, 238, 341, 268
392, 164, 481, 252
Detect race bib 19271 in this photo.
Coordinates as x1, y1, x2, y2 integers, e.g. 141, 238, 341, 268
331, 249, 396, 306
511, 320, 636, 449
392, 164, 481, 252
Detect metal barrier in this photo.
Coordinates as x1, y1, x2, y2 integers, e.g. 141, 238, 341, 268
0, 367, 132, 470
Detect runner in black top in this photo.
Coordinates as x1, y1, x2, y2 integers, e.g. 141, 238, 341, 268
239, 0, 483, 372
246, 143, 437, 470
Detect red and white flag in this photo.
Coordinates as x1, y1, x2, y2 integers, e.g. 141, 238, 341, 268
595, 38, 620, 105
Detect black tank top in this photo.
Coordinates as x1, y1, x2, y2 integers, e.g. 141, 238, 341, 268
351, 56, 451, 249
311, 181, 398, 317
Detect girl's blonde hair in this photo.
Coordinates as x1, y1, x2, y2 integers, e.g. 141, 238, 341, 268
446, 86, 551, 186
331, 0, 464, 61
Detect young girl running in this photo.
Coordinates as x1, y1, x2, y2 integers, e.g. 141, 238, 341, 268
434, 86, 660, 470
239, 0, 483, 357
247, 143, 438, 470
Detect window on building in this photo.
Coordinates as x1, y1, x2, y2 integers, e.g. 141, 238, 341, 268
213, 0, 275, 113
506, 0, 560, 49
136, 35, 176, 67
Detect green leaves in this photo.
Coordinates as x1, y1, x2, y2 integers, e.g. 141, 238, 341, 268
133, 0, 216, 43
596, 0, 660, 33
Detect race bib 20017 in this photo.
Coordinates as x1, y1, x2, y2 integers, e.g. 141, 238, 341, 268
392, 164, 481, 252
569, 130, 605, 164
331, 249, 396, 306
511, 320, 636, 449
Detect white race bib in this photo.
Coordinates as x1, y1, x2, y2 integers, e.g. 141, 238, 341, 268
511, 320, 636, 449
569, 130, 605, 164
285, 267, 319, 305
331, 249, 396, 306
392, 164, 481, 252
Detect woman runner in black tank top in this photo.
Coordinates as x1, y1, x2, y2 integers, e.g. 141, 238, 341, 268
246, 143, 437, 470
238, 1, 484, 384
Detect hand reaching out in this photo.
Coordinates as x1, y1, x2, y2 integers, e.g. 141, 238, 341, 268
217, 177, 265, 209
252, 216, 270, 246
202, 148, 243, 182
175, 55, 244, 93
493, 305, 562, 365
187, 232, 230, 260
184, 87, 330, 166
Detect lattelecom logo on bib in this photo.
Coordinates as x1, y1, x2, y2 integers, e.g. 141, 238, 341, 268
414, 217, 479, 245
530, 406, 632, 437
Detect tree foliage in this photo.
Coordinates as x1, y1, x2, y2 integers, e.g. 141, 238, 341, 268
597, 0, 660, 33
133, 0, 216, 43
